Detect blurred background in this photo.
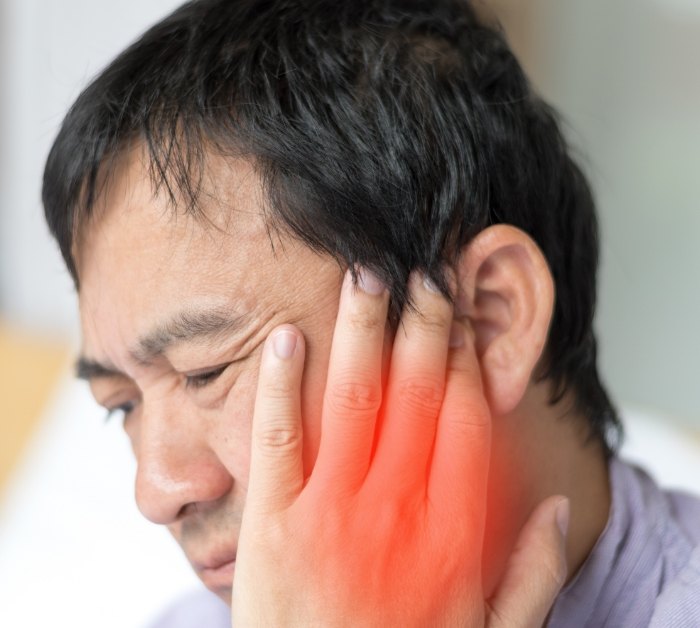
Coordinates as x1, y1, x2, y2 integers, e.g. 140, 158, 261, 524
0, 0, 698, 626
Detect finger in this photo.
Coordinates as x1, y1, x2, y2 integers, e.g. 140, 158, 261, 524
314, 267, 389, 492
487, 496, 569, 628
428, 317, 491, 524
369, 270, 453, 493
246, 325, 306, 516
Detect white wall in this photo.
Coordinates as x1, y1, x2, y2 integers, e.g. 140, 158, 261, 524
0, 0, 698, 422
0, 0, 183, 337
525, 0, 700, 426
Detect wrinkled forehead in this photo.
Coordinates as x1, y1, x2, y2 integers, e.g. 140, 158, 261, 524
73, 144, 282, 361
72, 138, 345, 381
72, 142, 269, 282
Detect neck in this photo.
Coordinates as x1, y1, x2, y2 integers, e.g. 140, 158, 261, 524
481, 382, 611, 596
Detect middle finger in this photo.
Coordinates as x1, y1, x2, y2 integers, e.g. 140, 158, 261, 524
368, 269, 454, 493
313, 267, 390, 494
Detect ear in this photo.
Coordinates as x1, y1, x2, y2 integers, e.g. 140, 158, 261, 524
454, 225, 555, 417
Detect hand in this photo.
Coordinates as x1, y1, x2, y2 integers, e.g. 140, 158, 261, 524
232, 268, 569, 627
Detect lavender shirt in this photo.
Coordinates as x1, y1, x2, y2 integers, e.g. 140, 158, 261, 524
548, 458, 700, 627
150, 458, 700, 628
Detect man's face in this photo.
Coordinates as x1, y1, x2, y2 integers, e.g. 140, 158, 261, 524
77, 149, 346, 603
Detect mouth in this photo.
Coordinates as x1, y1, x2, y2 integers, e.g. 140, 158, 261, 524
192, 549, 237, 596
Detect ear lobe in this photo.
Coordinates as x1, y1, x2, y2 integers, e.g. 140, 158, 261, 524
455, 225, 555, 417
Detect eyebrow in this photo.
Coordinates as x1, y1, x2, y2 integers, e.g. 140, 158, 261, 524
75, 358, 123, 381
75, 306, 248, 381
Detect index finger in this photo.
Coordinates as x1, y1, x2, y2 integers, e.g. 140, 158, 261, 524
246, 325, 306, 517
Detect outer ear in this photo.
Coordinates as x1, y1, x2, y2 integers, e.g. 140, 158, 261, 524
454, 225, 554, 417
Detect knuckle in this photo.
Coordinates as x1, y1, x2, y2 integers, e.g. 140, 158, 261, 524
397, 376, 444, 416
263, 372, 296, 399
326, 379, 382, 415
445, 407, 490, 440
345, 305, 385, 334
255, 422, 301, 454
533, 540, 568, 590
540, 562, 567, 594
545, 550, 568, 589
413, 308, 451, 336
485, 605, 518, 628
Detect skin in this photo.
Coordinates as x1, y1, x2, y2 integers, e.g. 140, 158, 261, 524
76, 146, 610, 624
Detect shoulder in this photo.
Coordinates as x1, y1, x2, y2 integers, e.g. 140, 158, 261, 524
619, 460, 700, 624
548, 457, 700, 627
651, 543, 700, 627
147, 588, 230, 628
641, 472, 700, 627
619, 459, 700, 569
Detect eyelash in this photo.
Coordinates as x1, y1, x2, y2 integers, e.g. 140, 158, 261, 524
104, 364, 230, 422
105, 401, 136, 423
184, 364, 229, 389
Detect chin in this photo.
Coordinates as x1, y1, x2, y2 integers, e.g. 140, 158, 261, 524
201, 575, 233, 607
195, 559, 236, 605
216, 587, 233, 607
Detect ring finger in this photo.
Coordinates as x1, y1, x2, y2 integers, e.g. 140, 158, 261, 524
369, 269, 454, 493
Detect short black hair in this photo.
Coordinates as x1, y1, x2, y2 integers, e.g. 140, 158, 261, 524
43, 0, 620, 451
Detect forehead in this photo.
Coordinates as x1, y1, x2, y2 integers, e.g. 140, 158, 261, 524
78, 148, 268, 306
76, 146, 268, 269
75, 146, 331, 368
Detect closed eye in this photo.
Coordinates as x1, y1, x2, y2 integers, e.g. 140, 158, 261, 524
105, 401, 137, 423
184, 364, 229, 389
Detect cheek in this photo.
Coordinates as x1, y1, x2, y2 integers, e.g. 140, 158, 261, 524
217, 368, 258, 487
212, 294, 340, 484
219, 342, 329, 483
299, 328, 335, 479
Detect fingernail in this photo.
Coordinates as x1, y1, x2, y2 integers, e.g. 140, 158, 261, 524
273, 330, 297, 359
556, 498, 570, 538
423, 273, 441, 294
449, 321, 464, 348
357, 267, 386, 295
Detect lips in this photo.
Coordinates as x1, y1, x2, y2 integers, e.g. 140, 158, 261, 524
192, 548, 237, 595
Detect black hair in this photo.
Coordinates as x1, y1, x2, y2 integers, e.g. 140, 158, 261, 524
42, 0, 620, 452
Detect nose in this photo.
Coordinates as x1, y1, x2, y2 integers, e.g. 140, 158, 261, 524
133, 399, 233, 525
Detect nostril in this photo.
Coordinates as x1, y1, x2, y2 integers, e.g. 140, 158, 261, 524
135, 450, 233, 525
179, 502, 200, 518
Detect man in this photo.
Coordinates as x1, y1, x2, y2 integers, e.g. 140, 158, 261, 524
42, 0, 700, 625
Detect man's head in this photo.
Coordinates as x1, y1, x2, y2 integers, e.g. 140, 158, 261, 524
43, 0, 618, 601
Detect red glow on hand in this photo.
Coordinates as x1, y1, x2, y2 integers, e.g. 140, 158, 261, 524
232, 270, 567, 626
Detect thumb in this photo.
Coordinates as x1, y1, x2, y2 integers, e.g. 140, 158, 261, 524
486, 496, 569, 628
